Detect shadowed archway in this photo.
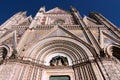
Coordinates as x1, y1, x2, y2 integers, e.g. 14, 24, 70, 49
21, 37, 98, 80
106, 44, 120, 60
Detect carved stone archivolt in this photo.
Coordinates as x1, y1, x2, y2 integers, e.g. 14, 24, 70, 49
26, 37, 94, 65
0, 45, 9, 64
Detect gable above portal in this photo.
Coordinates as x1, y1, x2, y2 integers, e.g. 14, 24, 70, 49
46, 7, 68, 14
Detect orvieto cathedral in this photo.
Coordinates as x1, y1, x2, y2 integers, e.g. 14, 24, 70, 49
0, 7, 120, 80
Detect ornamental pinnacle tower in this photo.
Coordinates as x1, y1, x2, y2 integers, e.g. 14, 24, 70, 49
0, 6, 120, 80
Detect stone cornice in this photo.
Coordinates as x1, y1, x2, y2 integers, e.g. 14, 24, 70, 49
4, 59, 72, 69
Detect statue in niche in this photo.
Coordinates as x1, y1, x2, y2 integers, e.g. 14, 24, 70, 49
50, 55, 69, 66
62, 57, 69, 66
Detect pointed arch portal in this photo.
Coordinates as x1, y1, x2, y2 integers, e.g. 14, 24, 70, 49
22, 37, 100, 80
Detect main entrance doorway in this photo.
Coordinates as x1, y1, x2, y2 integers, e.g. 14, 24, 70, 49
50, 76, 70, 80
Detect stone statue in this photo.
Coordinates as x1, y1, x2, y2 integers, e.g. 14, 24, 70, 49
62, 57, 69, 66
50, 57, 58, 66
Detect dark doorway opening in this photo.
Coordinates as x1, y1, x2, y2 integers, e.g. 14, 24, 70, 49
50, 75, 70, 80
112, 46, 120, 60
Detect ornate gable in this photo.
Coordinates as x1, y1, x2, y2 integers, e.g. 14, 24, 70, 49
46, 7, 68, 14
83, 16, 99, 26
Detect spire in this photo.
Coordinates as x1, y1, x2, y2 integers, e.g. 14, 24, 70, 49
39, 6, 45, 13
70, 6, 77, 12
21, 11, 27, 16
70, 6, 82, 18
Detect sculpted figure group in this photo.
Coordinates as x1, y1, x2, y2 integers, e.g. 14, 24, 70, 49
50, 55, 69, 66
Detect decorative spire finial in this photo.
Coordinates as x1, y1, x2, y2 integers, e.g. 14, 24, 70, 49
39, 6, 45, 13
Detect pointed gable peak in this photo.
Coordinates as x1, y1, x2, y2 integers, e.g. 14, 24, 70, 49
46, 7, 68, 14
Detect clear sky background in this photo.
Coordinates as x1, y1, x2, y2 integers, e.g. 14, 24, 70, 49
0, 0, 120, 27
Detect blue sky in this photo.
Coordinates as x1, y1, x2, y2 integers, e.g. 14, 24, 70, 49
0, 0, 120, 27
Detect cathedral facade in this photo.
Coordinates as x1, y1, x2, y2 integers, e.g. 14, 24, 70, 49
0, 7, 120, 80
